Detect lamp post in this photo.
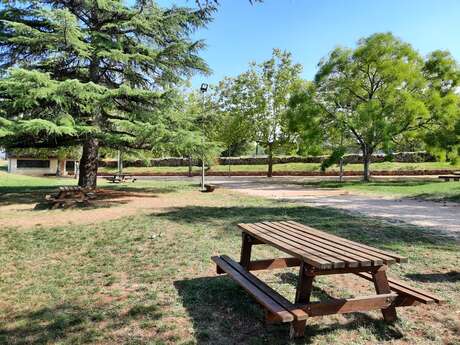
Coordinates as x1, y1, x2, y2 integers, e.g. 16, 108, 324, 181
200, 83, 208, 191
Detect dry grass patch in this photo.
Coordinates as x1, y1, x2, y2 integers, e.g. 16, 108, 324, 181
0, 180, 458, 344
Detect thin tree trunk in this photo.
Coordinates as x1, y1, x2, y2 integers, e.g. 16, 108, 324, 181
267, 143, 273, 178
117, 150, 123, 175
227, 147, 231, 178
56, 160, 61, 177
362, 149, 372, 182
188, 156, 192, 177
339, 158, 344, 183
78, 137, 99, 189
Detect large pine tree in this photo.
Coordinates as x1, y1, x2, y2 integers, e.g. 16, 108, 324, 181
0, 0, 213, 188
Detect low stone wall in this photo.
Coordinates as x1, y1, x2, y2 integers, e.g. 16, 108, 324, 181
99, 151, 436, 168
98, 169, 451, 177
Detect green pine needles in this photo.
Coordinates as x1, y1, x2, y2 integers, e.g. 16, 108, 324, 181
0, 0, 214, 187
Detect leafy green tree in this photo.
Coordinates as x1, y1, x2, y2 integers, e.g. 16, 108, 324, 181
422, 50, 460, 163
210, 77, 259, 157
167, 91, 222, 173
226, 49, 302, 177
0, 1, 213, 188
288, 33, 430, 181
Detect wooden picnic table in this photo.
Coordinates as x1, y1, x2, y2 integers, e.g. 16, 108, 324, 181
104, 174, 137, 183
45, 186, 96, 209
212, 221, 444, 339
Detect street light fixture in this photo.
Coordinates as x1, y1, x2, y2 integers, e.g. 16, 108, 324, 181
200, 83, 208, 93
200, 83, 208, 191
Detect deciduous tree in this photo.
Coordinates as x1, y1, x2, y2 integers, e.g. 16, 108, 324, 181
422, 50, 460, 163
226, 49, 302, 177
288, 33, 430, 181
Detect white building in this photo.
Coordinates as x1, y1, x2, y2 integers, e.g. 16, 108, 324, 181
7, 154, 75, 176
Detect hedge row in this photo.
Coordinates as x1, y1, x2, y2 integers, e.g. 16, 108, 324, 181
98, 151, 437, 168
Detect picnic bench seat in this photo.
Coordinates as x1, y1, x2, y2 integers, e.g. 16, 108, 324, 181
438, 175, 460, 181
356, 272, 444, 305
212, 255, 308, 323
212, 221, 446, 338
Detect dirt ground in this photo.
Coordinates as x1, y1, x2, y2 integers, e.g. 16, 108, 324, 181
3, 176, 459, 240
0, 189, 214, 229
205, 176, 460, 239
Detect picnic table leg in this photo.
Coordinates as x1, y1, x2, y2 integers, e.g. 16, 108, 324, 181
240, 233, 253, 270
290, 262, 313, 338
372, 266, 397, 322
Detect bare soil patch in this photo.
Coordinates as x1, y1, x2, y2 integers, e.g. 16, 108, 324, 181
0, 188, 216, 229
217, 179, 460, 239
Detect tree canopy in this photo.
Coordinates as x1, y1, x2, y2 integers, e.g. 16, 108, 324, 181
422, 50, 460, 163
0, 0, 213, 187
213, 49, 302, 176
288, 33, 431, 181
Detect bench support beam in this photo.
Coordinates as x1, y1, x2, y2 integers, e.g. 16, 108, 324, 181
372, 266, 398, 322
240, 233, 253, 270
299, 293, 397, 317
290, 262, 314, 338
247, 257, 301, 271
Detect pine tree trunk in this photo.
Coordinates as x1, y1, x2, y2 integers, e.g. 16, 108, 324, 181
267, 143, 273, 178
78, 137, 99, 189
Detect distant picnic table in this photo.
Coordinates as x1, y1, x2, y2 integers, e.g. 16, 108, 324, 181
439, 172, 460, 181
103, 174, 137, 183
45, 186, 96, 209
212, 221, 444, 339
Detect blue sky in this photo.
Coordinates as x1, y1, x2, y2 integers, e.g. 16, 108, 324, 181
158, 0, 460, 87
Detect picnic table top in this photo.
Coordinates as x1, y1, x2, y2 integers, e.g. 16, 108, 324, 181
238, 221, 407, 270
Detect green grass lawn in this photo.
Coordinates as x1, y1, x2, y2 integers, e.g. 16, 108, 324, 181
0, 177, 459, 344
303, 180, 460, 203
99, 161, 460, 174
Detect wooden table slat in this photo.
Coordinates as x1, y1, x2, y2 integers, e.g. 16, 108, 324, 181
238, 221, 406, 269
269, 221, 385, 266
244, 223, 344, 268
254, 222, 363, 268
246, 224, 346, 268
261, 222, 379, 267
282, 221, 405, 263
239, 224, 333, 269
251, 224, 346, 267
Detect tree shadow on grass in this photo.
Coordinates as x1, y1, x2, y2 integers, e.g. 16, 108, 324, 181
174, 276, 404, 345
157, 205, 456, 249
0, 302, 161, 345
0, 184, 182, 207
413, 192, 460, 203
405, 271, 460, 283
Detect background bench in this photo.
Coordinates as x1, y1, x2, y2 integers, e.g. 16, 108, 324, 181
439, 175, 460, 181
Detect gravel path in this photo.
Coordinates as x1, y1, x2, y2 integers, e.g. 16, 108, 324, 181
205, 176, 460, 239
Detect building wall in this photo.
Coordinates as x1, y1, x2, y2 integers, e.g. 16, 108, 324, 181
8, 158, 60, 175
